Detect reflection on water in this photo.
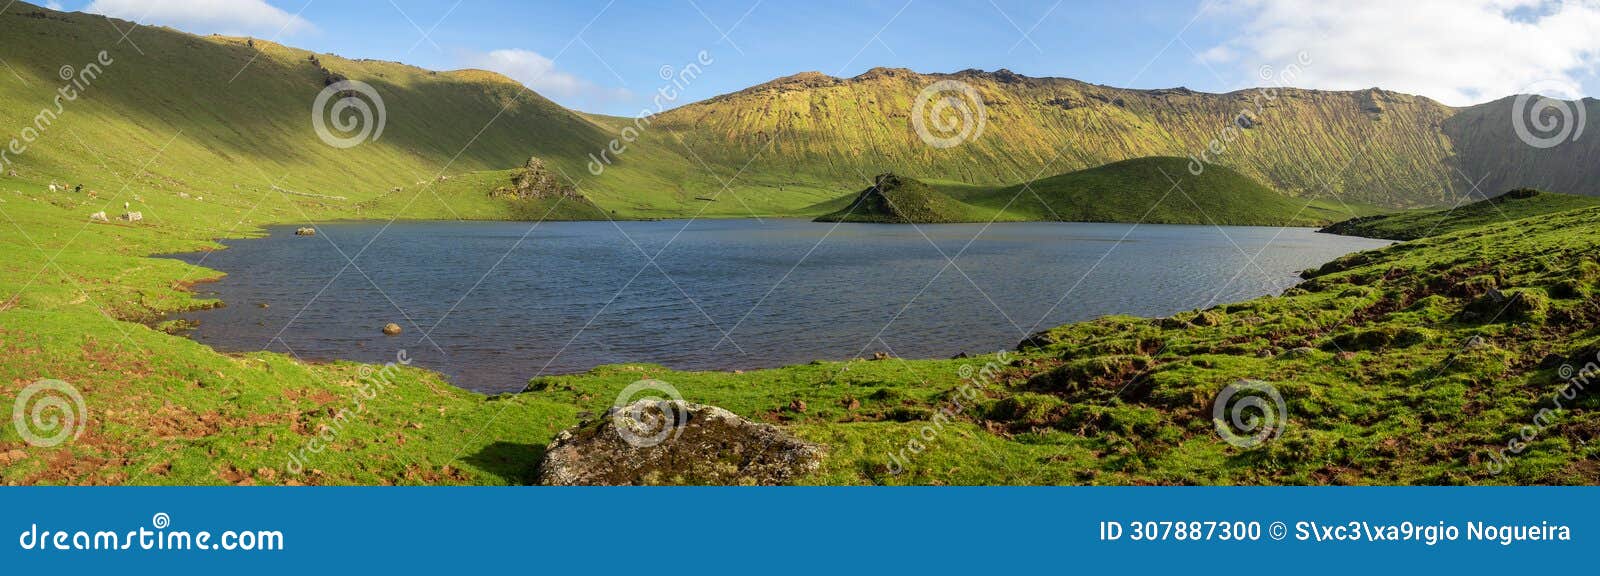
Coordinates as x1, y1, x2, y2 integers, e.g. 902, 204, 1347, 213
168, 219, 1390, 393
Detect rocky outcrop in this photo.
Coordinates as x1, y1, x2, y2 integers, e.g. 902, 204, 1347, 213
491, 156, 581, 201
538, 400, 825, 486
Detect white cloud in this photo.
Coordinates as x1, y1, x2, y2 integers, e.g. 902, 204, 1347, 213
85, 0, 314, 37
44, 1, 64, 10
1202, 0, 1600, 105
463, 49, 630, 108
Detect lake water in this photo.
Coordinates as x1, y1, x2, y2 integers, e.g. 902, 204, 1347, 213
168, 220, 1390, 393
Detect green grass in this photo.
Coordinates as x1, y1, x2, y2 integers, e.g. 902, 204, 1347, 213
1321, 188, 1600, 240
521, 205, 1600, 485
964, 157, 1371, 226
813, 158, 1375, 226
356, 171, 615, 222
9, 139, 1600, 484
2, 3, 1598, 485
0, 4, 813, 222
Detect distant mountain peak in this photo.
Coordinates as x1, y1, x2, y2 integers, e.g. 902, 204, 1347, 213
734, 71, 841, 95
854, 67, 916, 80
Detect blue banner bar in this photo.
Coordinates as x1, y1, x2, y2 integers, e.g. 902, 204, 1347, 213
0, 487, 1591, 573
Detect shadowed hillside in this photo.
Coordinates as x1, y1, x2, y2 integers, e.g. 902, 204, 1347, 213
966, 156, 1363, 226
0, 4, 706, 219
1321, 188, 1600, 240
813, 157, 1368, 226
1442, 96, 1600, 197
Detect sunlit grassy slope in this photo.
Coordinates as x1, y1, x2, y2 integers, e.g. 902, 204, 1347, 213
1321, 188, 1600, 240
8, 148, 1600, 484
531, 204, 1600, 485
648, 68, 1600, 209
648, 69, 1463, 208
4, 3, 1587, 221
1, 3, 1597, 486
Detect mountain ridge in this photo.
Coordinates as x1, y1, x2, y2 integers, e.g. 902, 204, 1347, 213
3, 1, 1596, 220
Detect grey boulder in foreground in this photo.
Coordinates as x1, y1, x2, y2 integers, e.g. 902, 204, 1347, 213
538, 400, 826, 486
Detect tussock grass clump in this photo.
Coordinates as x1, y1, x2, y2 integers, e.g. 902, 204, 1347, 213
987, 393, 1066, 427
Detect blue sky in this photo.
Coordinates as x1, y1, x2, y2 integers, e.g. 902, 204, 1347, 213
57, 0, 1600, 115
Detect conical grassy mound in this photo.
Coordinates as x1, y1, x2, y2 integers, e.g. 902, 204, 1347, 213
815, 173, 993, 223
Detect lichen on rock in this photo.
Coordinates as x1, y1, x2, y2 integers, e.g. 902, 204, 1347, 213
537, 400, 825, 486
491, 156, 581, 200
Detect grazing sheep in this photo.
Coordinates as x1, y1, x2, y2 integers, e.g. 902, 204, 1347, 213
88, 211, 109, 222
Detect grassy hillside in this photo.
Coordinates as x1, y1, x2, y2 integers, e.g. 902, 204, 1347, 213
522, 204, 1600, 485
813, 158, 1368, 226
648, 68, 1468, 207
970, 156, 1364, 226
648, 68, 1600, 210
0, 3, 780, 220
1321, 188, 1600, 240
1443, 97, 1600, 198
2, 2, 1598, 486
3, 3, 1587, 220
10, 155, 1598, 484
